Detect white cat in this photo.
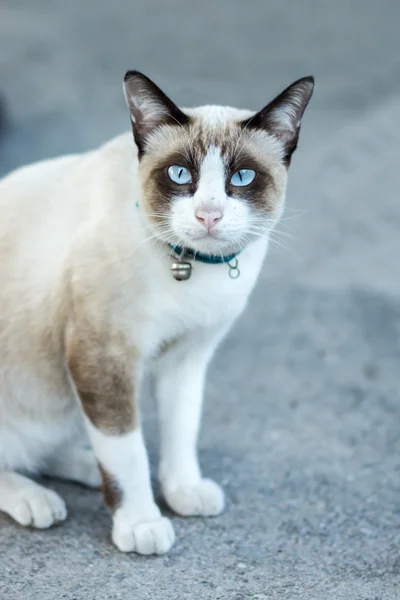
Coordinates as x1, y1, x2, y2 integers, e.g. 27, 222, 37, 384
0, 71, 313, 554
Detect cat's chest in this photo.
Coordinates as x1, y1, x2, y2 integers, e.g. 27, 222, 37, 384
135, 239, 268, 356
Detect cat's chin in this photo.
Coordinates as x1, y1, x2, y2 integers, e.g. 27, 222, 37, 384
174, 234, 241, 257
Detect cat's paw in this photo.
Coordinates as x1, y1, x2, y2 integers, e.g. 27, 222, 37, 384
12, 487, 67, 529
112, 513, 175, 554
163, 479, 225, 517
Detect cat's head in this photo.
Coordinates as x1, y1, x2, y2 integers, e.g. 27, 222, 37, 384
123, 71, 314, 256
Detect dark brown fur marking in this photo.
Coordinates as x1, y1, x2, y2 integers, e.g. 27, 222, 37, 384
67, 325, 137, 435
225, 149, 275, 212
143, 125, 276, 220
124, 70, 191, 158
240, 76, 314, 163
147, 150, 200, 220
99, 464, 123, 512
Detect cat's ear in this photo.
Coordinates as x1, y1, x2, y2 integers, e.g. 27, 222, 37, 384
242, 76, 314, 162
123, 71, 189, 155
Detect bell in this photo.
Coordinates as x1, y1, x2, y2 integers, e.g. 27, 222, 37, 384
171, 261, 192, 281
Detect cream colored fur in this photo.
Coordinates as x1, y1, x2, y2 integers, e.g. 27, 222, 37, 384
0, 126, 270, 546
0, 73, 312, 551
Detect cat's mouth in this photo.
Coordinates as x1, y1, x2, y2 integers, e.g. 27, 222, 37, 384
178, 230, 241, 255
188, 232, 223, 242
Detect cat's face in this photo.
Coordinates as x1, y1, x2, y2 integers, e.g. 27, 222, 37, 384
124, 72, 314, 255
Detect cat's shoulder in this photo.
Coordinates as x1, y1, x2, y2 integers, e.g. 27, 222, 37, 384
0, 131, 135, 192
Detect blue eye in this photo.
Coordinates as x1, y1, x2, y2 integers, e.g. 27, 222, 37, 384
168, 165, 192, 185
230, 169, 256, 187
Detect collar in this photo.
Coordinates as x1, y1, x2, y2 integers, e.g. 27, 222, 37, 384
169, 244, 241, 265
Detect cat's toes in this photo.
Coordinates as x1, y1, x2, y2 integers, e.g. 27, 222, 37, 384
164, 479, 225, 517
11, 487, 67, 529
112, 513, 175, 554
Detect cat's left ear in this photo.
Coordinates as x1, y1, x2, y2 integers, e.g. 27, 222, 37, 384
123, 71, 189, 155
242, 76, 314, 162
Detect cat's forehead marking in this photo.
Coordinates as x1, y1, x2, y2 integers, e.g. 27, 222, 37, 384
188, 122, 235, 162
188, 109, 285, 166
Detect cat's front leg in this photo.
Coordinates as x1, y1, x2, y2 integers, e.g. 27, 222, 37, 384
154, 326, 229, 517
66, 324, 174, 555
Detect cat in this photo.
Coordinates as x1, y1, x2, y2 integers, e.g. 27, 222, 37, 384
0, 70, 314, 554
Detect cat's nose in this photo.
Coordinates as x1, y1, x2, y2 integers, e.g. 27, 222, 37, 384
195, 209, 223, 231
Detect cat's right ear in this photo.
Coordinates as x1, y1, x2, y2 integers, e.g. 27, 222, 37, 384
241, 76, 314, 163
123, 71, 189, 156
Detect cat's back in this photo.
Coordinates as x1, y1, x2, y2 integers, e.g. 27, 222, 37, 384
0, 133, 136, 256
0, 152, 92, 251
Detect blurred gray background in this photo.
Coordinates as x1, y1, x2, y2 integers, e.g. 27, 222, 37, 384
1, 1, 400, 599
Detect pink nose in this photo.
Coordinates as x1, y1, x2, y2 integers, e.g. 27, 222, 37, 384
195, 209, 223, 231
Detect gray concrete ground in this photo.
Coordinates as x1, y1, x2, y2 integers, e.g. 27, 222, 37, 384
1, 1, 400, 598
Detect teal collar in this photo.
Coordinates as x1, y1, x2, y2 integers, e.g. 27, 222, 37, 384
169, 244, 240, 265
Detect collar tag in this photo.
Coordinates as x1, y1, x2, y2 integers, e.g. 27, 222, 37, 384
228, 257, 240, 279
170, 247, 192, 281
169, 245, 241, 281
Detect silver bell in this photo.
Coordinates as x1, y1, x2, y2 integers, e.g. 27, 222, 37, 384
171, 261, 192, 281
